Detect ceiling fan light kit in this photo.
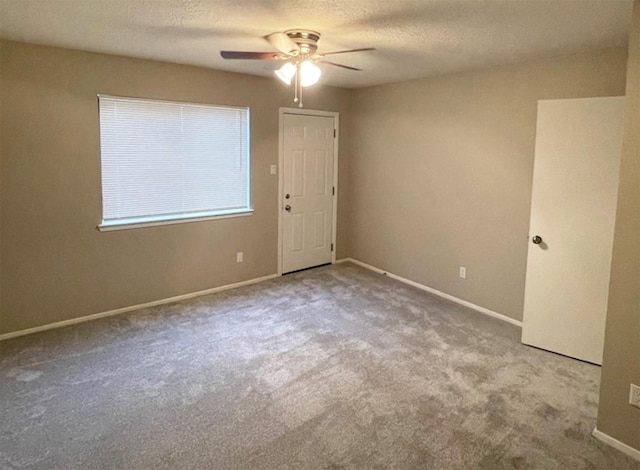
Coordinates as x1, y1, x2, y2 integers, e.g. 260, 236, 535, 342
275, 60, 321, 87
298, 60, 321, 87
275, 62, 296, 85
220, 29, 374, 108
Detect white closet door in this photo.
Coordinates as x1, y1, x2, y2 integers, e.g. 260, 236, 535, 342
522, 97, 624, 365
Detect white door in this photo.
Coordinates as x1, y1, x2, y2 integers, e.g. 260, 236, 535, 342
522, 97, 624, 364
281, 113, 335, 274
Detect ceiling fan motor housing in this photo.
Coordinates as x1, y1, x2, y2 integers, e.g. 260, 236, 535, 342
285, 29, 321, 56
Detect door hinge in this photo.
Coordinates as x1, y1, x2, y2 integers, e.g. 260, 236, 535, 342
332, 186, 335, 196
333, 129, 336, 138
331, 243, 334, 252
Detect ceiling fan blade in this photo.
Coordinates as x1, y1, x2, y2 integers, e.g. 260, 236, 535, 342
319, 47, 376, 57
318, 61, 362, 71
220, 51, 280, 60
265, 32, 300, 55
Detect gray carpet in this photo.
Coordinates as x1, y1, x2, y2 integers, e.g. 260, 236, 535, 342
1, 262, 638, 469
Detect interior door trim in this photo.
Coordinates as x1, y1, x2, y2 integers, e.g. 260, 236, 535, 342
277, 107, 339, 276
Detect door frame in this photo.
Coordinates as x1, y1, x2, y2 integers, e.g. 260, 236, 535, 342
277, 107, 339, 276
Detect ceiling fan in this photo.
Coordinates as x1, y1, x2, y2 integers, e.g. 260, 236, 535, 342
220, 29, 374, 107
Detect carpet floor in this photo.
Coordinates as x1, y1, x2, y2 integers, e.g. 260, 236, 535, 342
1, 262, 638, 469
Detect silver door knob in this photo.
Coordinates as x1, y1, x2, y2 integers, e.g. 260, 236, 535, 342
532, 235, 543, 244
285, 205, 291, 212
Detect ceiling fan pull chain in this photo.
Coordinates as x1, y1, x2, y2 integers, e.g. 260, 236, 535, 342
294, 63, 299, 103
299, 75, 304, 108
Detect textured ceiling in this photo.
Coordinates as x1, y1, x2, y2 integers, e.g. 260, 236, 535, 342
0, 0, 633, 89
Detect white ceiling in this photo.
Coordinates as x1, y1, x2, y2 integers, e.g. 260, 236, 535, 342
0, 0, 633, 89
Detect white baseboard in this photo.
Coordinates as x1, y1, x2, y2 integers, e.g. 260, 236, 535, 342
0, 258, 522, 340
345, 258, 523, 328
593, 428, 640, 462
0, 273, 279, 342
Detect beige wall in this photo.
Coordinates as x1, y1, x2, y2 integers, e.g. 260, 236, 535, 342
0, 40, 352, 335
349, 49, 628, 322
0, 52, 2, 323
598, 0, 640, 451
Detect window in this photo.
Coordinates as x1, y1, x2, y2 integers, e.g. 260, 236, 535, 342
98, 95, 251, 230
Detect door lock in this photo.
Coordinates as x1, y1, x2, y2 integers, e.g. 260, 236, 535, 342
285, 193, 291, 199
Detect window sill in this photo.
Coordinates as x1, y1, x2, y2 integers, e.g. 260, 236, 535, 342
97, 209, 254, 232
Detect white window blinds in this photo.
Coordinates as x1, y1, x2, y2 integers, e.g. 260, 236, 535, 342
98, 95, 250, 229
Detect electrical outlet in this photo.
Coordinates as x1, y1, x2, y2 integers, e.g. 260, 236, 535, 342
270, 164, 277, 175
236, 252, 243, 263
629, 384, 640, 408
459, 266, 466, 279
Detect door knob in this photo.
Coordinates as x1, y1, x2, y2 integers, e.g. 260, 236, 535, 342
285, 205, 292, 212
532, 235, 543, 245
